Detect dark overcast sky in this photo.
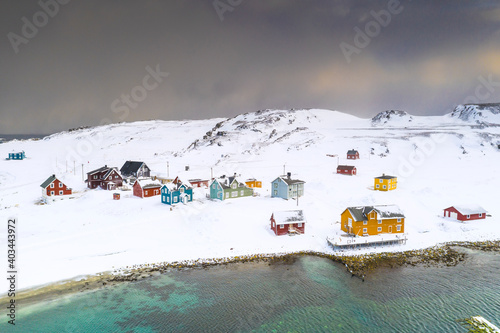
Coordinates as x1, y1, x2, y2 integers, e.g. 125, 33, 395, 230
1, 0, 500, 134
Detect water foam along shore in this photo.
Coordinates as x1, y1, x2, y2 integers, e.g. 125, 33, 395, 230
2, 240, 499, 306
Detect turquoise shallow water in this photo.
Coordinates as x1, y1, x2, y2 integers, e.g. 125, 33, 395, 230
2, 249, 500, 332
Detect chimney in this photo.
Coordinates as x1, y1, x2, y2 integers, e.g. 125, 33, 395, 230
287, 172, 291, 179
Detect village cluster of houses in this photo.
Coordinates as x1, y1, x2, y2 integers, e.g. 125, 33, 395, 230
7, 148, 490, 247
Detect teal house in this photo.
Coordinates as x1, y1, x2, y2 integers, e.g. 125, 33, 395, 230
7, 151, 25, 160
161, 183, 193, 205
271, 173, 305, 200
210, 176, 253, 201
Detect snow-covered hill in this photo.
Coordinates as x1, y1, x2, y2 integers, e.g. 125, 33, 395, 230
1, 108, 499, 292
449, 103, 500, 124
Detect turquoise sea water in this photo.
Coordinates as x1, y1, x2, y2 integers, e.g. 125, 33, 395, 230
3, 250, 500, 332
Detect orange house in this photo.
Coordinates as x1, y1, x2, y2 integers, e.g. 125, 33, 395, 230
341, 205, 405, 236
374, 174, 397, 191
245, 178, 262, 188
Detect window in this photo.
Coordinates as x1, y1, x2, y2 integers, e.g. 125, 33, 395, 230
174, 197, 178, 203
50, 191, 54, 195
231, 191, 237, 197
397, 225, 401, 231
272, 222, 275, 228
167, 196, 170, 203
376, 184, 379, 188
363, 221, 367, 225
273, 190, 277, 195
240, 190, 244, 196
298, 223, 302, 227
212, 184, 216, 189
225, 192, 229, 198
377, 227, 382, 232
379, 179, 383, 183
378, 220, 382, 224
279, 224, 284, 229
467, 214, 470, 219
274, 183, 277, 188
383, 185, 386, 189
59, 190, 63, 195
363, 228, 367, 234
58, 182, 61, 188
397, 218, 401, 223
180, 187, 184, 193
479, 213, 483, 217
50, 183, 54, 188
232, 184, 237, 189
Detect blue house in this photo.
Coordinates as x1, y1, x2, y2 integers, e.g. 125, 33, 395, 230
7, 151, 25, 160
161, 183, 193, 205
271, 173, 305, 200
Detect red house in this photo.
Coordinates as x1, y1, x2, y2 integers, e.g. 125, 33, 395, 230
87, 165, 123, 190
40, 175, 72, 197
270, 210, 306, 236
188, 179, 210, 188
347, 149, 359, 159
337, 165, 357, 175
133, 179, 162, 198
443, 206, 487, 222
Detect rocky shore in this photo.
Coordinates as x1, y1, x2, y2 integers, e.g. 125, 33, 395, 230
5, 240, 499, 305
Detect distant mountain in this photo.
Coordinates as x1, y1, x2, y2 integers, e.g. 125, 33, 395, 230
371, 110, 413, 125
450, 103, 500, 124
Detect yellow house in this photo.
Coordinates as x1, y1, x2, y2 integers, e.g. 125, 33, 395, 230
245, 179, 262, 188
374, 174, 397, 191
341, 205, 405, 236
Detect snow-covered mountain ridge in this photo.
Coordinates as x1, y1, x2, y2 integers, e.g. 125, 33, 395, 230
450, 103, 500, 124
1, 107, 499, 292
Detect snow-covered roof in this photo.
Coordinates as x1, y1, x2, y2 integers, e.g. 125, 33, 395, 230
347, 149, 358, 154
446, 205, 487, 215
375, 174, 396, 179
347, 205, 405, 221
135, 179, 162, 189
337, 165, 356, 170
275, 175, 305, 185
273, 210, 306, 224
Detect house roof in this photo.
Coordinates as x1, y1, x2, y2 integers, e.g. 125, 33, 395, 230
375, 174, 396, 179
446, 205, 487, 215
103, 168, 120, 180
273, 210, 306, 224
188, 178, 208, 182
347, 149, 358, 154
346, 205, 405, 221
40, 174, 57, 188
274, 176, 305, 185
87, 165, 110, 175
120, 161, 146, 175
135, 179, 162, 189
337, 165, 356, 170
162, 182, 191, 192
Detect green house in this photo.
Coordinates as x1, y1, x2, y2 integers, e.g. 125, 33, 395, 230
210, 176, 254, 201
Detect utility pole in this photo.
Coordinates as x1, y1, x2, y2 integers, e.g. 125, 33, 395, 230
211, 167, 213, 180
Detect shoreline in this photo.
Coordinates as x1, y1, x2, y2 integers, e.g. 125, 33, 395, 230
3, 240, 499, 307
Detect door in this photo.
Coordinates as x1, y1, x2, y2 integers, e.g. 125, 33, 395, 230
450, 212, 457, 220
388, 225, 392, 233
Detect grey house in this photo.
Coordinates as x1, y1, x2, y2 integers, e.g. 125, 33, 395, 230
120, 161, 151, 178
